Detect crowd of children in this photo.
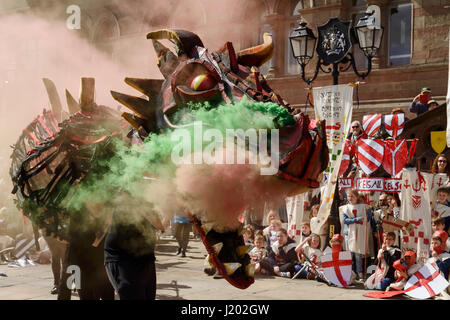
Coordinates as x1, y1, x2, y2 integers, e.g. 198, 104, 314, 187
238, 180, 450, 297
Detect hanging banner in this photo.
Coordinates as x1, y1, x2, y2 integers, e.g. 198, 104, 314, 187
399, 169, 432, 264
286, 194, 306, 245
362, 114, 381, 137
339, 177, 353, 189
382, 139, 408, 177
313, 84, 353, 232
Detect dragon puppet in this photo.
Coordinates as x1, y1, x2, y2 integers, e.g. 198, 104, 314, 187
10, 29, 329, 290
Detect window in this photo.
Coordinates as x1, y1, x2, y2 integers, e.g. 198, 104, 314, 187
388, 3, 412, 66
286, 1, 303, 75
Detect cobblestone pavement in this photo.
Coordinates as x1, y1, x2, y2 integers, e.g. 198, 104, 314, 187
0, 236, 408, 300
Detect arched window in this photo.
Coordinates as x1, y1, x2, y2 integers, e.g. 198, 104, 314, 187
285, 1, 303, 75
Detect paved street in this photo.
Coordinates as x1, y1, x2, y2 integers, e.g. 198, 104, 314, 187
0, 235, 405, 300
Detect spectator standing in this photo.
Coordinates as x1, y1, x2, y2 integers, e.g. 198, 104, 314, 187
173, 213, 191, 258
409, 87, 432, 116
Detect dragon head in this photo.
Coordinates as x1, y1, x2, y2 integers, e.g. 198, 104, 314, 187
111, 29, 329, 289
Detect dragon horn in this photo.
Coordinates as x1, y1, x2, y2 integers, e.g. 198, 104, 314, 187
79, 77, 95, 113
42, 78, 63, 122
151, 39, 180, 79
147, 29, 204, 57
237, 33, 274, 68
65, 89, 80, 114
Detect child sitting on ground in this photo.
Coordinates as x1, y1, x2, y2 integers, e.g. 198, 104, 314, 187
259, 229, 298, 278
385, 250, 420, 291
299, 221, 312, 244
266, 219, 282, 248
294, 233, 323, 280
242, 224, 255, 246
251, 234, 268, 275
432, 217, 450, 251
428, 230, 450, 280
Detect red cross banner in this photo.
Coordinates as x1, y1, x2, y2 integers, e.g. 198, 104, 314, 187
320, 247, 353, 287
286, 193, 306, 245
384, 114, 405, 138
399, 169, 432, 264
362, 114, 381, 137
357, 139, 384, 175
363, 262, 448, 299
382, 139, 407, 177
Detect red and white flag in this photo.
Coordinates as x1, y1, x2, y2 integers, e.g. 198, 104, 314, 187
338, 140, 352, 176
357, 139, 384, 175
404, 262, 449, 299
384, 114, 405, 138
382, 139, 408, 177
320, 247, 353, 287
362, 114, 381, 137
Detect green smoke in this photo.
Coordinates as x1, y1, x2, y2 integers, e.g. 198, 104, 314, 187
62, 99, 295, 212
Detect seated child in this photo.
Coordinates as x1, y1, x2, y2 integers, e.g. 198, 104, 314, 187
266, 219, 282, 248
259, 228, 298, 278
428, 230, 450, 280
375, 232, 402, 291
294, 233, 323, 280
432, 217, 450, 251
299, 221, 312, 244
251, 235, 268, 274
434, 187, 450, 233
242, 224, 255, 246
385, 251, 420, 291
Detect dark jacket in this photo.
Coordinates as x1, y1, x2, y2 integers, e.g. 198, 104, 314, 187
382, 245, 402, 280
267, 237, 298, 267
409, 101, 428, 115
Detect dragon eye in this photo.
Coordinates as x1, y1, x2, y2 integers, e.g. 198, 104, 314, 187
190, 74, 216, 91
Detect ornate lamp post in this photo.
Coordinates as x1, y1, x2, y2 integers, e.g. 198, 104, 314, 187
289, 8, 384, 85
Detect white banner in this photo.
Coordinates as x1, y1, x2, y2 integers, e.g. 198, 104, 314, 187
313, 84, 353, 232
286, 193, 306, 245
399, 168, 432, 265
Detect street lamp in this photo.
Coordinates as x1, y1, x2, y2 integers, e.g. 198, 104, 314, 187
289, 7, 383, 85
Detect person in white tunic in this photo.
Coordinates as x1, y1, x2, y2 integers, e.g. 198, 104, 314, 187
340, 189, 373, 282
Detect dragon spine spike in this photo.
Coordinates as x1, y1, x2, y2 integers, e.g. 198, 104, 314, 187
237, 33, 274, 68
42, 78, 63, 122
212, 242, 223, 254
79, 77, 95, 113
110, 91, 152, 119
236, 245, 253, 257
65, 89, 80, 114
121, 112, 142, 130
223, 262, 242, 275
124, 78, 163, 97
245, 263, 255, 277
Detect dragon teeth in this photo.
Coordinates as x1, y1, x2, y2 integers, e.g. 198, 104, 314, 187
236, 245, 252, 257
245, 263, 255, 277
212, 242, 223, 254
223, 262, 241, 275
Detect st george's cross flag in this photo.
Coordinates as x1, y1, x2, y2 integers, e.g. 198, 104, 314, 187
362, 114, 381, 137
286, 193, 307, 245
384, 114, 405, 138
313, 84, 353, 234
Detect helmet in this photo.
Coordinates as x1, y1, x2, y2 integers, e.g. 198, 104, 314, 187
433, 230, 448, 244
403, 250, 416, 266
393, 259, 407, 272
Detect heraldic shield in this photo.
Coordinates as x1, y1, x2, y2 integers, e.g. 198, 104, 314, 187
316, 18, 352, 65
320, 248, 353, 287
430, 131, 446, 154
404, 262, 449, 299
